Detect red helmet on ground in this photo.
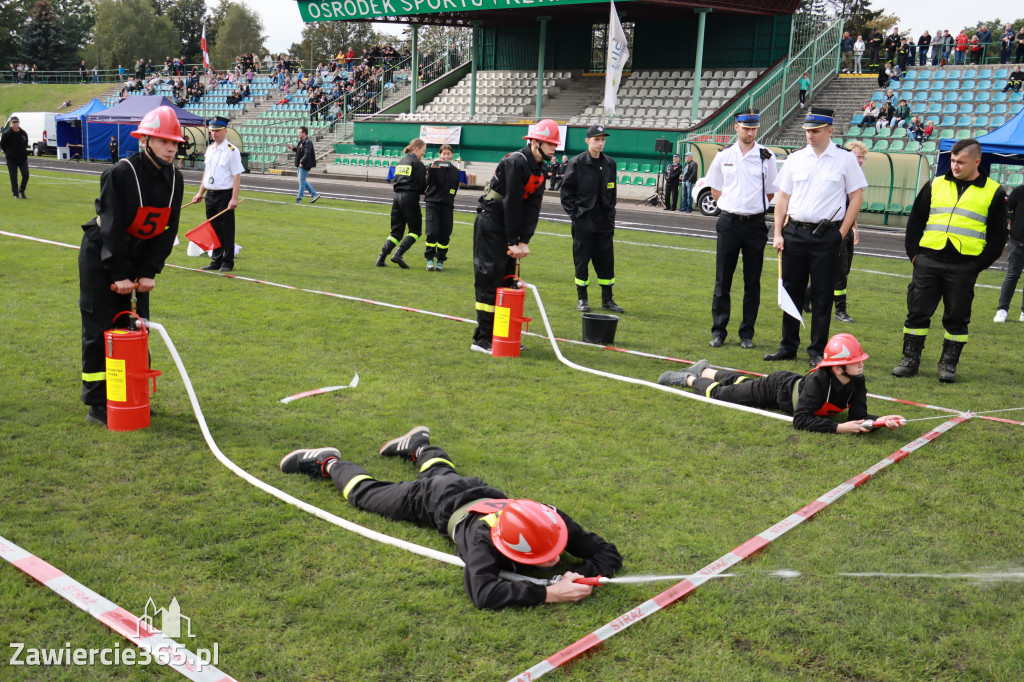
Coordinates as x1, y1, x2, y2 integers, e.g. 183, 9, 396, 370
130, 106, 185, 143
815, 333, 870, 369
523, 119, 561, 145
489, 499, 568, 565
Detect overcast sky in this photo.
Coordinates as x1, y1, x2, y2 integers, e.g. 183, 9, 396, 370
243, 0, 1017, 54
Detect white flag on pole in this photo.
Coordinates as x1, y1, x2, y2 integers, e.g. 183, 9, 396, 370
603, 1, 629, 117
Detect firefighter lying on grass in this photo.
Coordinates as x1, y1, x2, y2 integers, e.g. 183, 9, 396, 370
659, 333, 905, 434
280, 426, 623, 609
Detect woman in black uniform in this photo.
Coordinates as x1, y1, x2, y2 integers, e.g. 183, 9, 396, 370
424, 144, 461, 271
78, 106, 184, 425
376, 137, 427, 268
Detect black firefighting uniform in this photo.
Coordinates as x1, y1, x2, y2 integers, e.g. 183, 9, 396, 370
690, 368, 875, 433
560, 151, 618, 298
78, 154, 182, 407
424, 163, 461, 263
902, 171, 1007, 340
1, 127, 29, 196
329, 447, 622, 610
386, 152, 427, 254
664, 160, 682, 210
472, 146, 545, 345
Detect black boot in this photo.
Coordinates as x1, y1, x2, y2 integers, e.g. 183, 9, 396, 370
391, 235, 416, 269
576, 285, 589, 312
937, 338, 966, 383
376, 238, 397, 267
834, 295, 854, 323
601, 285, 624, 313
891, 333, 925, 377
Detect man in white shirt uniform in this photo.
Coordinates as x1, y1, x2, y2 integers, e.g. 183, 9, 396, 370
765, 107, 867, 367
190, 116, 243, 272
705, 108, 778, 349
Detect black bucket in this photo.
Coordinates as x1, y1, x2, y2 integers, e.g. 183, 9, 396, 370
581, 313, 619, 345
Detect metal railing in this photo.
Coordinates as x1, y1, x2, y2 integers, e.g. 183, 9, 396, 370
681, 14, 846, 147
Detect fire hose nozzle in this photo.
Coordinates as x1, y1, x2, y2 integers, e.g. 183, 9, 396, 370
870, 417, 907, 428
573, 576, 605, 586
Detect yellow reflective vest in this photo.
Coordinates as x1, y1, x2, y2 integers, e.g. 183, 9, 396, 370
921, 175, 999, 256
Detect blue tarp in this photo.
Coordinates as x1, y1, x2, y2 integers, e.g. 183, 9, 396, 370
937, 108, 1024, 174
83, 96, 204, 161
55, 99, 107, 157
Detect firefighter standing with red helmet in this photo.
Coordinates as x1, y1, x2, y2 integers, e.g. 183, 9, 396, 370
279, 426, 622, 609
658, 333, 905, 433
78, 105, 184, 426
470, 120, 559, 354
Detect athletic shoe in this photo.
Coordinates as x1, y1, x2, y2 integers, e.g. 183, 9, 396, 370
426, 259, 434, 271
19, 191, 25, 199
834, 310, 855, 323
993, 309, 1008, 323
740, 338, 754, 349
1019, 311, 1024, 322
279, 447, 340, 478
310, 194, 320, 204
470, 338, 492, 354
85, 405, 107, 426
709, 334, 724, 348
12, 194, 20, 200
379, 426, 430, 461
435, 261, 444, 271
658, 359, 709, 387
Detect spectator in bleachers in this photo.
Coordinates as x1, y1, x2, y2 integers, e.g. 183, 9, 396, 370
921, 120, 934, 141
908, 116, 924, 141
1003, 67, 1024, 92
884, 28, 901, 64
840, 31, 854, 73
118, 64, 125, 80
226, 89, 242, 106
897, 38, 910, 71
876, 101, 894, 131
861, 101, 879, 127
239, 82, 250, 100
877, 63, 890, 88
892, 99, 911, 128
92, 64, 99, 84
854, 35, 866, 74
942, 30, 955, 64
918, 31, 931, 66
889, 63, 901, 85
969, 34, 982, 65
1017, 26, 1024, 64
931, 29, 944, 65
954, 29, 969, 65
1000, 24, 1015, 64
868, 28, 884, 68
798, 72, 810, 108
976, 25, 992, 61
907, 37, 916, 66
79, 60, 87, 82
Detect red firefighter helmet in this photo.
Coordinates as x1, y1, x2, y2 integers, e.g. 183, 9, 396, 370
523, 119, 561, 145
130, 106, 185, 143
814, 333, 870, 369
489, 499, 568, 565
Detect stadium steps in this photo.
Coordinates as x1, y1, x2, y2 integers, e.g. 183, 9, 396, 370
769, 75, 880, 146
539, 75, 606, 122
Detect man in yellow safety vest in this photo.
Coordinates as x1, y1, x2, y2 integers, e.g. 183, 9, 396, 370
892, 138, 1007, 382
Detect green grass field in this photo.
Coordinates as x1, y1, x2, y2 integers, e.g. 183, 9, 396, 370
1, 169, 1022, 681
1, 84, 115, 121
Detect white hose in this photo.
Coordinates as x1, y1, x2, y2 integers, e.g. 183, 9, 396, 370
146, 321, 467, 569
524, 284, 793, 423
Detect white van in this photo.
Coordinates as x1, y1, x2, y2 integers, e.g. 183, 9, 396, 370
4, 112, 58, 155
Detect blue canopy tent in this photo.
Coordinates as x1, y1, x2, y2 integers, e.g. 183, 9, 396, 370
55, 99, 107, 159
83, 96, 205, 161
938, 108, 1024, 175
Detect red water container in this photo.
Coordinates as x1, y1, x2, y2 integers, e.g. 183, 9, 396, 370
492, 284, 532, 358
104, 312, 160, 431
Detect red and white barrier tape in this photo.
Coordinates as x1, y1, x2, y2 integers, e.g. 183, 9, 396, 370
3, 229, 1020, 428
0, 534, 235, 681
508, 415, 969, 681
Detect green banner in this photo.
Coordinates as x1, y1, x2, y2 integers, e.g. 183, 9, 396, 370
297, 0, 627, 23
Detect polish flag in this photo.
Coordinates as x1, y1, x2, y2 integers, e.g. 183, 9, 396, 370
201, 24, 210, 72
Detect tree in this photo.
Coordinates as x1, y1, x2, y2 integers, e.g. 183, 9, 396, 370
797, 0, 884, 39
205, 0, 231, 54
209, 2, 265, 70
91, 0, 180, 70
289, 18, 382, 65
0, 0, 26, 67
167, 0, 208, 64
21, 1, 68, 70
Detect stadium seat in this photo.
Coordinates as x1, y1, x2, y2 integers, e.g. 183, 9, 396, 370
889, 140, 905, 152
993, 103, 1009, 114
922, 141, 938, 153
947, 69, 962, 79
940, 129, 955, 139
946, 80, 961, 90
991, 116, 1006, 127
861, 127, 876, 138
974, 116, 989, 127
887, 203, 903, 214
911, 103, 926, 115
871, 91, 884, 101
902, 80, 916, 90
645, 177, 657, 187
963, 69, 977, 79
927, 103, 942, 114
892, 127, 908, 139
627, 162, 639, 172
942, 103, 957, 115
994, 68, 1009, 79
975, 103, 991, 114
933, 69, 947, 78
977, 80, 993, 90
847, 125, 862, 137
876, 127, 892, 138
928, 92, 943, 102
976, 91, 991, 102
994, 92, 1008, 102
640, 164, 652, 174
940, 116, 956, 126
851, 114, 865, 125
913, 91, 928, 102
868, 202, 886, 212
1009, 173, 1024, 186
929, 80, 945, 90
956, 129, 971, 140
956, 116, 972, 127
619, 175, 631, 185
873, 140, 889, 152
905, 141, 922, 152
1012, 92, 1024, 102
960, 103, 975, 114
943, 92, 958, 102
